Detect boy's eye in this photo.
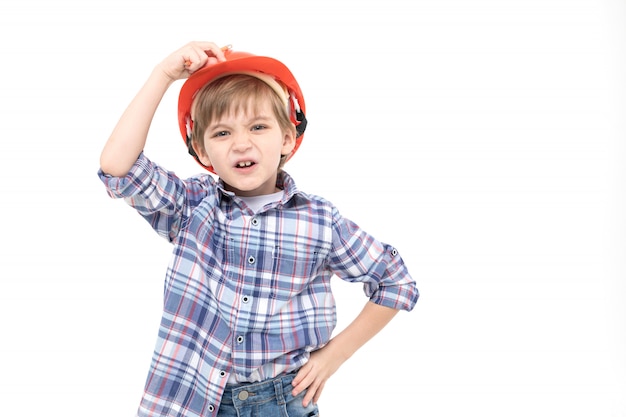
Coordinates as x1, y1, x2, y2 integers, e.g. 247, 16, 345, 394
252, 124, 266, 131
213, 131, 229, 138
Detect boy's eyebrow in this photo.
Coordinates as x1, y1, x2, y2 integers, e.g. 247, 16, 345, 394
208, 115, 274, 130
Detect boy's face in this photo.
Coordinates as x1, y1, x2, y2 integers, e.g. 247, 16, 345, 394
193, 99, 295, 197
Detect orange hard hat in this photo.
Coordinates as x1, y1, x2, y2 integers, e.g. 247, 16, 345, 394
177, 47, 307, 173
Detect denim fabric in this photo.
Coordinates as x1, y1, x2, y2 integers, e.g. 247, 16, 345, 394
217, 372, 319, 417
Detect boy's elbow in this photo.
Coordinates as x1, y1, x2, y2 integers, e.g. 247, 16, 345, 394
99, 153, 131, 177
99, 145, 140, 177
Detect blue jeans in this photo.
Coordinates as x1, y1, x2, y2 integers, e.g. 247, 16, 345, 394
217, 372, 320, 417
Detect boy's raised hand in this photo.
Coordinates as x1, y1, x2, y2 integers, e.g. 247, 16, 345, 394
157, 41, 228, 82
99, 41, 228, 177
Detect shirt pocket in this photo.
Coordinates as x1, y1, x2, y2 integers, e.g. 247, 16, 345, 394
270, 244, 322, 299
193, 222, 232, 284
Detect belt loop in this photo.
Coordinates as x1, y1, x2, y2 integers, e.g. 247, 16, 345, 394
274, 376, 286, 406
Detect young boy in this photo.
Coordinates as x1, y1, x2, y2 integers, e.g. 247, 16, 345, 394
98, 41, 418, 417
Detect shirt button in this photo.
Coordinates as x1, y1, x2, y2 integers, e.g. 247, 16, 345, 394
251, 217, 259, 226
219, 370, 226, 377
237, 335, 244, 344
208, 404, 215, 412
238, 390, 249, 401
242, 295, 250, 304
247, 256, 255, 264
391, 248, 398, 256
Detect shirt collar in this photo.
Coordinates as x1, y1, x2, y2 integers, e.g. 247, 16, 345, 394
215, 170, 301, 206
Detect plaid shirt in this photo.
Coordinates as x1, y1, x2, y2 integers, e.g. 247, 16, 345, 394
98, 153, 418, 417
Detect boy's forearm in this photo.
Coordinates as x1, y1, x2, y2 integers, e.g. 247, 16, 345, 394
326, 301, 399, 362
100, 68, 174, 177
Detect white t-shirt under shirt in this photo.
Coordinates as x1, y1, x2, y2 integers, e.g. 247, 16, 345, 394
238, 190, 284, 214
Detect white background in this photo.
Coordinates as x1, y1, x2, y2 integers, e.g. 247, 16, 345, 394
1, 0, 625, 416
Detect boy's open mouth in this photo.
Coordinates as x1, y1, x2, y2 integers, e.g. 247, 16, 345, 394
236, 161, 255, 168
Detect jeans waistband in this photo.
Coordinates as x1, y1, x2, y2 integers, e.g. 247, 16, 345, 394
220, 371, 298, 407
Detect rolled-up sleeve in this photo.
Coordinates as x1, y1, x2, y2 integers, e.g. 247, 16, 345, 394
98, 152, 158, 198
97, 152, 206, 242
329, 208, 419, 312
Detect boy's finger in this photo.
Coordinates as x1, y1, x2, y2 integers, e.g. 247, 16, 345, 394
204, 43, 232, 62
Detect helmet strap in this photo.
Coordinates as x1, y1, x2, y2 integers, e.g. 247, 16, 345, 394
295, 109, 307, 138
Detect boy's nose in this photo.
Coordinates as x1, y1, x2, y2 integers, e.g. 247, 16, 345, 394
232, 132, 253, 151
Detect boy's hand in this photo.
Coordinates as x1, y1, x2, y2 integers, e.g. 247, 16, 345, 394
291, 343, 346, 408
156, 41, 228, 82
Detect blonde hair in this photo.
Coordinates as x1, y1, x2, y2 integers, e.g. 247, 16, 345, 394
191, 74, 297, 169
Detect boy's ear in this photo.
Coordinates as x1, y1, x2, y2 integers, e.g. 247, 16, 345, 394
191, 141, 212, 168
281, 130, 296, 155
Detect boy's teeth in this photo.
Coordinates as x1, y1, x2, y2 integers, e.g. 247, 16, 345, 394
237, 161, 252, 167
